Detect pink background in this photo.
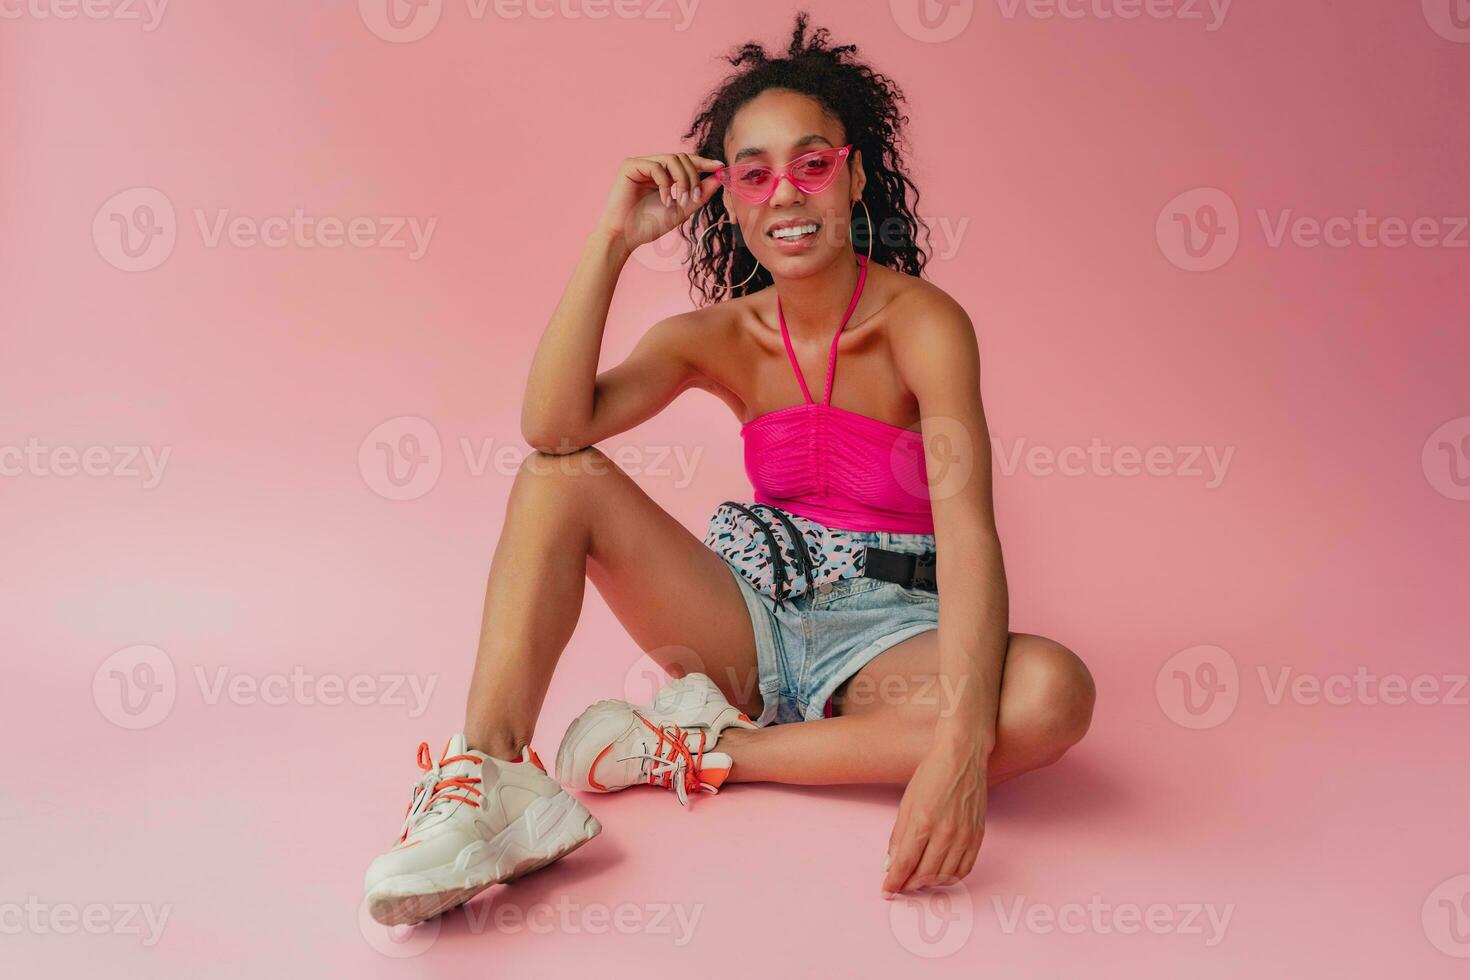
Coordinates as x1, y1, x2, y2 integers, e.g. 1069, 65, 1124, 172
3, 0, 1468, 976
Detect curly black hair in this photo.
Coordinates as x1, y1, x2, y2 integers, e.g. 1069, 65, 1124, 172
680, 12, 930, 305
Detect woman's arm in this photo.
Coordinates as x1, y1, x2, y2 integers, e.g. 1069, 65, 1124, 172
905, 292, 1007, 755
521, 234, 697, 453
882, 288, 1007, 895
520, 153, 724, 453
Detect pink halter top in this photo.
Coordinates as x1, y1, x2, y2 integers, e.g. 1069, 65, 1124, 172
739, 255, 935, 535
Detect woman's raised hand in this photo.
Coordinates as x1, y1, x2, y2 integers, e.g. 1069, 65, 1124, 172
596, 153, 725, 252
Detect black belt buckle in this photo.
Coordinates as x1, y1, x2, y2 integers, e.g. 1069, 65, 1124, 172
911, 552, 938, 591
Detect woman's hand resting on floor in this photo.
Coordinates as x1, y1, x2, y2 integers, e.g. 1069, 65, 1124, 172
882, 739, 987, 896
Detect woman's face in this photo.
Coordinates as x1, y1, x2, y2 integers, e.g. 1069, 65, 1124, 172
720, 88, 865, 281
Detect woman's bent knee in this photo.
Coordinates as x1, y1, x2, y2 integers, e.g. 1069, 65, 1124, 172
509, 447, 620, 503
1004, 636, 1096, 760
517, 445, 615, 480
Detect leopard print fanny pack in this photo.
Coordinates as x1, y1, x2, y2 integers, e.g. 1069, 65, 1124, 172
702, 500, 867, 609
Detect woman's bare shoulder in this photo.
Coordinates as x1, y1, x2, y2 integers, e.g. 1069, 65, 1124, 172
874, 263, 974, 343
869, 263, 980, 386
626, 296, 727, 361
871, 261, 970, 325
645, 291, 761, 360
635, 293, 762, 415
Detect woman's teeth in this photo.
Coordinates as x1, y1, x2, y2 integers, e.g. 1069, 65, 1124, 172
769, 223, 819, 240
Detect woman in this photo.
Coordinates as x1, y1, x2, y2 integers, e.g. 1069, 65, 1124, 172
364, 13, 1095, 928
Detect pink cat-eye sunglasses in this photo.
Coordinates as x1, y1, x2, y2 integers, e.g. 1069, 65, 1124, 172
714, 144, 854, 205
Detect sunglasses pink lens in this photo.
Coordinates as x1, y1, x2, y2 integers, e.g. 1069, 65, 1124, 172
720, 147, 848, 202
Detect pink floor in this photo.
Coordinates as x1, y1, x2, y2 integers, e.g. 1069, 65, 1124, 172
5, 1, 1469, 976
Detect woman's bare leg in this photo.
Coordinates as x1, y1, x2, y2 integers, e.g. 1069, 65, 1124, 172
465, 446, 762, 759
717, 632, 1095, 784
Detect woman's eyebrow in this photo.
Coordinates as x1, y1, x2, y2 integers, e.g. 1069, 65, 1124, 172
732, 134, 835, 163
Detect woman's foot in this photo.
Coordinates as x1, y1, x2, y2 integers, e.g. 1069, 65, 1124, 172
556, 673, 757, 805
363, 734, 602, 927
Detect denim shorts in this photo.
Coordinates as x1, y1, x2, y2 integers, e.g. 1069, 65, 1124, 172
714, 527, 941, 725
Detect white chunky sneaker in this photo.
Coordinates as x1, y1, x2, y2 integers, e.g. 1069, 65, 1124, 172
556, 673, 758, 805
364, 734, 602, 927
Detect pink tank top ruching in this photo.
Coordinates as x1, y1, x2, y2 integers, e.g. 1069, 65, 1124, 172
739, 255, 934, 535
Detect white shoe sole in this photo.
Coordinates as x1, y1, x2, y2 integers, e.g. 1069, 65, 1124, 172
365, 790, 602, 927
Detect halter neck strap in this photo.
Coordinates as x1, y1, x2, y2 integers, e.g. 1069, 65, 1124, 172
776, 254, 869, 406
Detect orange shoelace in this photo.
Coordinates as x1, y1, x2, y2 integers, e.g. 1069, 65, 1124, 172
397, 741, 483, 843
634, 714, 713, 805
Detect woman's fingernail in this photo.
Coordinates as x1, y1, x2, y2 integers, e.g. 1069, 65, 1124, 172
883, 853, 891, 871
881, 890, 895, 901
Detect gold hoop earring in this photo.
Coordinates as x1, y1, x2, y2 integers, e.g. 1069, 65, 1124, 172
696, 217, 760, 293
851, 197, 873, 263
